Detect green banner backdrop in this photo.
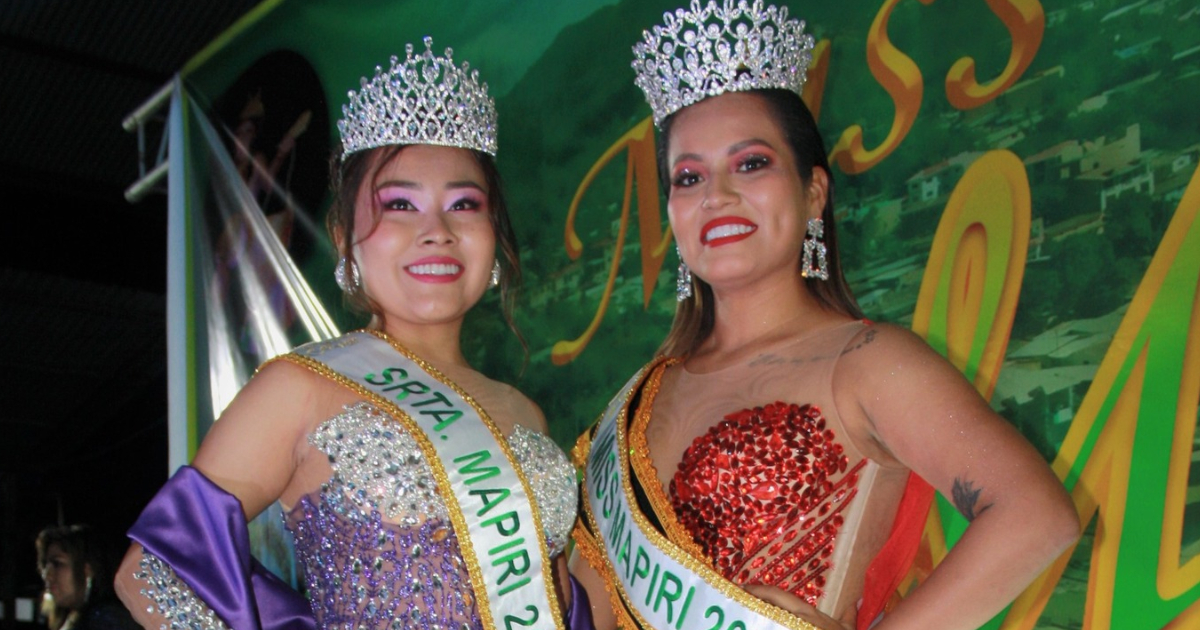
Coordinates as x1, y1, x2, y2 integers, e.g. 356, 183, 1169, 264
174, 1, 1200, 628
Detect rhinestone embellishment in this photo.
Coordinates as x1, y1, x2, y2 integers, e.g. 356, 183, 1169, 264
506, 424, 579, 557
134, 402, 577, 630
310, 402, 448, 526
670, 402, 863, 605
338, 36, 498, 157
135, 553, 231, 630
308, 402, 576, 553
632, 0, 815, 126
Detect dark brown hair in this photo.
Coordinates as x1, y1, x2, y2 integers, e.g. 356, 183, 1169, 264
36, 524, 120, 627
655, 88, 863, 357
326, 145, 524, 345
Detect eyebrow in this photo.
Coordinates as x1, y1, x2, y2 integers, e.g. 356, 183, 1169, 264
728, 138, 774, 154
670, 137, 775, 168
375, 179, 486, 192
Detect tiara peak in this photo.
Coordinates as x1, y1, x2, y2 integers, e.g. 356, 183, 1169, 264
632, 0, 815, 127
337, 36, 498, 158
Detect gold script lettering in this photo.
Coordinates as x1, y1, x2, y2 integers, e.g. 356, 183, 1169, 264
553, 117, 669, 365
945, 0, 1045, 110
829, 0, 929, 175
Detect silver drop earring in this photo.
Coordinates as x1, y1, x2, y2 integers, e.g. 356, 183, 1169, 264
676, 245, 693, 302
334, 257, 361, 292
489, 259, 501, 288
801, 218, 829, 281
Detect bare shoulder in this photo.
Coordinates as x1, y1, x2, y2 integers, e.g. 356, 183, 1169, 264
836, 322, 966, 388
500, 380, 550, 434
833, 322, 987, 460
841, 321, 939, 361
464, 370, 549, 435
191, 356, 343, 503
211, 357, 334, 426
248, 355, 326, 394
517, 395, 550, 434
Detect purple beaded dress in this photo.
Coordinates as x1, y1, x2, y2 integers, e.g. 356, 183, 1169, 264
129, 402, 585, 630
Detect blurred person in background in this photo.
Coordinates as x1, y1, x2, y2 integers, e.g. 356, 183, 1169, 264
37, 525, 139, 630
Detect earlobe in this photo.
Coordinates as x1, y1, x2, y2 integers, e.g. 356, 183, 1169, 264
332, 227, 346, 257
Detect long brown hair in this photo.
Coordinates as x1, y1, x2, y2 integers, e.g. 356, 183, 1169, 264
326, 145, 525, 348
655, 88, 863, 358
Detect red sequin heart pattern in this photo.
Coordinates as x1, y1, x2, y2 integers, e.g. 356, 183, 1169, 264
669, 402, 864, 605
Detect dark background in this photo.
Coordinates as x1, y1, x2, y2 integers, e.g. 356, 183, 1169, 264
0, 2, 259, 626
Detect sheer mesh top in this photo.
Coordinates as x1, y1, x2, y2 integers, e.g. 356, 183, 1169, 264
644, 320, 908, 620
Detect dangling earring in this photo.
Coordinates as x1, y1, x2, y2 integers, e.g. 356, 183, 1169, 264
801, 218, 829, 281
489, 259, 501, 288
334, 257, 361, 292
85, 575, 93, 603
676, 245, 693, 302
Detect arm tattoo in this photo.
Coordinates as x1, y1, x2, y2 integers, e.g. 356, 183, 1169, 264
951, 477, 993, 521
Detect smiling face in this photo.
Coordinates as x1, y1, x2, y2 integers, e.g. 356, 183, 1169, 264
350, 144, 497, 332
665, 91, 827, 295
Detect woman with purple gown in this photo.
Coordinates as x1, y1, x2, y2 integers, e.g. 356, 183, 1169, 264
115, 38, 592, 630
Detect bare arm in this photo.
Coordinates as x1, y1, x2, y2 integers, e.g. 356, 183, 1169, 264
114, 360, 322, 627
838, 325, 1079, 630
569, 540, 618, 630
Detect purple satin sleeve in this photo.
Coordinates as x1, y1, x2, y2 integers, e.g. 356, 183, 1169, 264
128, 465, 315, 630
566, 573, 595, 630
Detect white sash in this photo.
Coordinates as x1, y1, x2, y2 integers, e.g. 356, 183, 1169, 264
288, 331, 562, 630
584, 365, 817, 630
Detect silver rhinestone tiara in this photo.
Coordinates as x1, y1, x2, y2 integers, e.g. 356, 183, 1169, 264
632, 0, 815, 127
337, 36, 498, 158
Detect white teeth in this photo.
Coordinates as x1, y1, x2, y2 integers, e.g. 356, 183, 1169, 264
407, 263, 462, 276
704, 223, 755, 243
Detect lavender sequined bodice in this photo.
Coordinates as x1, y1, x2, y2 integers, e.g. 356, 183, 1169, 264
286, 402, 577, 630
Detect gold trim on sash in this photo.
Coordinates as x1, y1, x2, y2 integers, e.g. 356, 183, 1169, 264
579, 364, 659, 630
627, 359, 709, 563
571, 428, 594, 471
366, 330, 563, 629
572, 405, 637, 628
273, 331, 563, 630
571, 519, 637, 630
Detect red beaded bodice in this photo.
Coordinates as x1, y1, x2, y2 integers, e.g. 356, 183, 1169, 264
669, 401, 865, 606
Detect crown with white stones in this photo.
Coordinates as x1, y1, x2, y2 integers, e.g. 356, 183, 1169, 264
337, 37, 498, 158
632, 0, 815, 127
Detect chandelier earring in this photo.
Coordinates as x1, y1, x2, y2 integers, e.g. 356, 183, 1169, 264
85, 575, 93, 603
334, 257, 361, 292
801, 218, 829, 281
490, 259, 501, 289
676, 245, 693, 302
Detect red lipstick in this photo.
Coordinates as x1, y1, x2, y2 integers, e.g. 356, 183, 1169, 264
700, 217, 757, 246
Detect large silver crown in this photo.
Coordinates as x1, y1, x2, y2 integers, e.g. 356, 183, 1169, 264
632, 0, 815, 127
337, 37, 498, 157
